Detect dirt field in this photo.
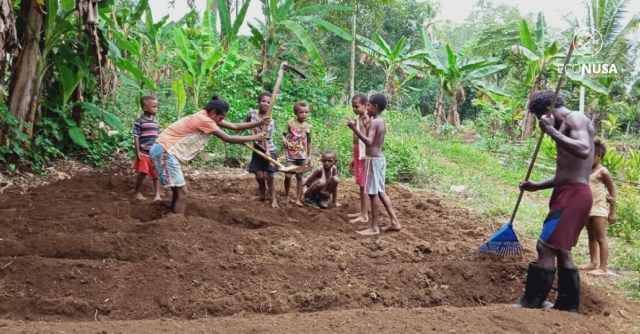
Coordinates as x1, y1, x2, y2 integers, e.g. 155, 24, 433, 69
0, 167, 638, 333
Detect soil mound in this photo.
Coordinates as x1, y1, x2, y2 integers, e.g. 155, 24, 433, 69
0, 170, 635, 331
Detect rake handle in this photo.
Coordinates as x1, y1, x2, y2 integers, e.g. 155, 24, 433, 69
244, 143, 285, 169
508, 37, 578, 226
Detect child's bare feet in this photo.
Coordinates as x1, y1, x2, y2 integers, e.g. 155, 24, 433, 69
135, 193, 147, 200
153, 196, 162, 202
357, 227, 380, 236
579, 263, 598, 270
381, 223, 401, 232
349, 215, 369, 224
586, 268, 609, 276
295, 200, 304, 207
271, 199, 278, 208
348, 212, 361, 218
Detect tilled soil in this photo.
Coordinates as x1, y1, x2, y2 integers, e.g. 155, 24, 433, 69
0, 168, 637, 332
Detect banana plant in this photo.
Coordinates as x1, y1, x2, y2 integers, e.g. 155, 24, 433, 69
216, 0, 250, 49
356, 33, 426, 96
99, 0, 171, 93
249, 0, 353, 76
511, 13, 562, 139
419, 36, 509, 127
601, 113, 621, 138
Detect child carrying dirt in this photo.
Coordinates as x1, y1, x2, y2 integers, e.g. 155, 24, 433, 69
245, 92, 279, 208
580, 138, 617, 276
347, 93, 370, 223
132, 95, 162, 201
150, 95, 268, 214
303, 150, 340, 209
346, 93, 400, 236
282, 101, 312, 207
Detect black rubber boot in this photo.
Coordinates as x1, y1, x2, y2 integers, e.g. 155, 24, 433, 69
517, 262, 555, 308
552, 267, 580, 313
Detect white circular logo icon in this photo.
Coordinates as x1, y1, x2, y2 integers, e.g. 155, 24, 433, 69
573, 27, 603, 56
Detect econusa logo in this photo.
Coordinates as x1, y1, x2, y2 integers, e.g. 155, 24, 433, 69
557, 27, 618, 75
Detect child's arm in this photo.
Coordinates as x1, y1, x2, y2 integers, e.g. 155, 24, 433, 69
212, 129, 267, 144
306, 131, 312, 164
282, 122, 291, 148
304, 169, 321, 188
332, 180, 339, 207
133, 121, 142, 159
601, 169, 617, 224
218, 118, 269, 131
347, 118, 377, 146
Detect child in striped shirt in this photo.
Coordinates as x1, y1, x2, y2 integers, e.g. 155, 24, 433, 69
133, 96, 162, 201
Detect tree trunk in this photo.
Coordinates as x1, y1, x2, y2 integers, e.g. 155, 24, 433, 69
519, 75, 542, 140
0, 0, 18, 98
8, 0, 43, 139
435, 87, 444, 134
349, 1, 357, 99
71, 82, 85, 126
448, 101, 460, 126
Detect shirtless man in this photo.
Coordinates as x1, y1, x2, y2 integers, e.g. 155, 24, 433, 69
517, 90, 595, 313
346, 93, 400, 236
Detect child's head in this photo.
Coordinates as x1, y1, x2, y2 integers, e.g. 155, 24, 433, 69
293, 101, 310, 122
321, 150, 337, 169
258, 92, 272, 113
351, 93, 368, 116
367, 93, 387, 115
205, 94, 230, 123
140, 96, 158, 116
527, 90, 565, 119
593, 138, 606, 167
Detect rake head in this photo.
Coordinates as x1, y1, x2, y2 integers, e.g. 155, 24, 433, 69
475, 223, 524, 257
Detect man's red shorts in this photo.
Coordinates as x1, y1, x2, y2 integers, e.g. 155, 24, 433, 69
133, 155, 158, 179
539, 182, 592, 251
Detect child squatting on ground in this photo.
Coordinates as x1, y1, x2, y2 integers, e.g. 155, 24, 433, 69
303, 150, 340, 209
282, 101, 312, 207
150, 95, 269, 214
132, 95, 162, 201
346, 93, 401, 236
246, 92, 279, 208
579, 138, 617, 277
347, 93, 370, 224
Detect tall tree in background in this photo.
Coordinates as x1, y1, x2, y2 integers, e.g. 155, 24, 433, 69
0, 0, 17, 98
347, 0, 394, 98
8, 0, 43, 138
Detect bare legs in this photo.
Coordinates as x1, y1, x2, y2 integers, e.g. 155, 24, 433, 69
134, 173, 162, 202
256, 171, 278, 208
170, 185, 188, 214
134, 173, 147, 200
536, 240, 576, 270
357, 191, 400, 236
285, 173, 304, 206
349, 186, 369, 223
582, 217, 609, 276
303, 176, 339, 208
153, 179, 162, 201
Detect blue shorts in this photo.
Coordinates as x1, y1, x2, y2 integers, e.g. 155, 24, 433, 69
149, 143, 186, 188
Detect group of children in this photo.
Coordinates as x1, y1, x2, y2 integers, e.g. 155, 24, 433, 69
131, 91, 401, 235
